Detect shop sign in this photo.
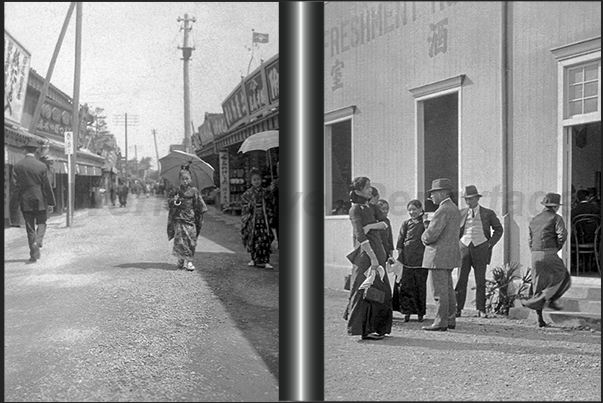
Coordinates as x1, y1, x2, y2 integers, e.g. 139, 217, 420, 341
222, 85, 248, 129
219, 151, 230, 207
64, 131, 75, 155
194, 113, 228, 149
244, 71, 268, 115
4, 30, 31, 126
265, 58, 279, 104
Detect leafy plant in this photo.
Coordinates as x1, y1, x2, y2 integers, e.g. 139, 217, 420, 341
482, 262, 532, 316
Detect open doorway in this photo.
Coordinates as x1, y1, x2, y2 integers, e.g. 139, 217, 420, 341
570, 121, 601, 277
422, 93, 459, 212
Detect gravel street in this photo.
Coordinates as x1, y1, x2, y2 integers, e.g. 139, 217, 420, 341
4, 196, 279, 402
324, 288, 601, 401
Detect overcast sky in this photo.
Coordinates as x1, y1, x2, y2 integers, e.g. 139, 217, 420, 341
4, 2, 279, 169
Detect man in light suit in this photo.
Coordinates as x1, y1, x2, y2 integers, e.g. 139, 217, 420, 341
455, 185, 504, 318
421, 178, 461, 331
12, 142, 56, 262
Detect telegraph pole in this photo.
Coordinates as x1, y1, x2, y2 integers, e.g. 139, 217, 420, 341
113, 113, 139, 182
152, 129, 160, 168
178, 13, 195, 154
67, 2, 82, 227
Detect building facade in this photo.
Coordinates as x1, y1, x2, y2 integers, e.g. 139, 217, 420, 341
324, 2, 601, 289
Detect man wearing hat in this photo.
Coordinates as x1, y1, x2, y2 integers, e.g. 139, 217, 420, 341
12, 142, 56, 262
455, 185, 504, 318
420, 178, 461, 331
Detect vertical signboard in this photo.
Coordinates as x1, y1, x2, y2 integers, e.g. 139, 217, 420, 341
265, 57, 279, 105
64, 131, 75, 155
221, 85, 248, 129
219, 150, 230, 208
244, 71, 268, 116
4, 30, 32, 126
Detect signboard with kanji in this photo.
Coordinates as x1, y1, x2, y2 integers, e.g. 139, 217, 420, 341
244, 71, 268, 115
265, 58, 279, 105
4, 30, 31, 126
222, 85, 248, 129
218, 151, 230, 207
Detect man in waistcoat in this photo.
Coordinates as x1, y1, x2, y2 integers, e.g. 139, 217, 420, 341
455, 185, 504, 318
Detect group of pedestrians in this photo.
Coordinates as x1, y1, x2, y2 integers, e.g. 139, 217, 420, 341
344, 176, 572, 340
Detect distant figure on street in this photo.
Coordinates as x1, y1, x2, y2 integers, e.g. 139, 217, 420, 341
167, 165, 208, 271
455, 185, 504, 318
109, 184, 117, 206
421, 178, 461, 331
344, 176, 393, 340
117, 180, 129, 207
12, 142, 56, 262
394, 199, 428, 322
521, 193, 571, 327
241, 168, 276, 269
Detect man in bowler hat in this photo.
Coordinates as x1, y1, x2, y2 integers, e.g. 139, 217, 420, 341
455, 185, 504, 317
12, 142, 56, 262
421, 178, 461, 331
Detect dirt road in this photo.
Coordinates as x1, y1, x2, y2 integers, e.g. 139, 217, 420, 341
4, 196, 279, 402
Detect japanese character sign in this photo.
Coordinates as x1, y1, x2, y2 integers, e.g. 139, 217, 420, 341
4, 30, 31, 125
331, 59, 345, 91
428, 18, 449, 58
219, 151, 230, 206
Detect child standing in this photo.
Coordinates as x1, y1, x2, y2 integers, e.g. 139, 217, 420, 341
167, 166, 208, 270
241, 168, 275, 269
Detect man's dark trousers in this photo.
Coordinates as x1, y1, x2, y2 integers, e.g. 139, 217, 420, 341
455, 241, 489, 312
22, 209, 47, 259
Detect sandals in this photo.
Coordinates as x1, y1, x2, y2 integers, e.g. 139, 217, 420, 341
185, 261, 195, 271
248, 260, 256, 266
361, 333, 385, 340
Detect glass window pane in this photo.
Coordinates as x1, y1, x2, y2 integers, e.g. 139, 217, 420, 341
584, 64, 598, 81
584, 98, 598, 114
330, 120, 351, 215
569, 84, 583, 100
584, 81, 598, 97
569, 100, 582, 116
569, 68, 584, 85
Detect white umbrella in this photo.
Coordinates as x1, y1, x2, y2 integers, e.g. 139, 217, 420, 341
238, 130, 279, 180
158, 150, 215, 191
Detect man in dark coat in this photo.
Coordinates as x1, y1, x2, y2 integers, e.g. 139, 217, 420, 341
455, 185, 504, 318
12, 143, 56, 262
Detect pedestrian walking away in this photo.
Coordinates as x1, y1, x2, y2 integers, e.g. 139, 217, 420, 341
344, 176, 393, 340
520, 192, 572, 327
240, 168, 276, 269
12, 142, 56, 262
167, 165, 208, 271
455, 185, 504, 318
421, 178, 461, 331
117, 179, 129, 207
394, 199, 428, 323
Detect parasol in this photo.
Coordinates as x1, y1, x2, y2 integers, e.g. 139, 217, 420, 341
238, 130, 279, 180
158, 150, 215, 191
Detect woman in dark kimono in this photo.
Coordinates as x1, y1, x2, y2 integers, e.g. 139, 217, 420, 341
521, 193, 571, 327
167, 167, 208, 271
241, 168, 275, 269
344, 176, 393, 340
393, 199, 428, 322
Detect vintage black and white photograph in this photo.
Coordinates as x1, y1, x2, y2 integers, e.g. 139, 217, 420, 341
5, 2, 279, 401
323, 2, 600, 401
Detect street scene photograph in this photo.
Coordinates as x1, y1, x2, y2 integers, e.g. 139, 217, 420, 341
5, 2, 279, 401
323, 1, 600, 401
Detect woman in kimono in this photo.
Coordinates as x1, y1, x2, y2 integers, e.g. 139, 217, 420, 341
241, 168, 275, 269
521, 192, 571, 327
167, 166, 208, 271
393, 199, 428, 322
344, 176, 393, 340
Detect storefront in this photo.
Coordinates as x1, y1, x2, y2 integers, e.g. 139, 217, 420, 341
196, 53, 280, 214
323, 2, 601, 286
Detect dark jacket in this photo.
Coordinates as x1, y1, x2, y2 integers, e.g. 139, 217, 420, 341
396, 214, 426, 267
459, 205, 504, 264
529, 209, 567, 251
12, 154, 56, 211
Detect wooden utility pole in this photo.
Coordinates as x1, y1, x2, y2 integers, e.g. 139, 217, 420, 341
178, 13, 195, 154
152, 129, 160, 168
113, 114, 138, 181
29, 2, 76, 135
67, 2, 82, 227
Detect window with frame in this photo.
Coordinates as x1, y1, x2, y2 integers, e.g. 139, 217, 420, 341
568, 62, 600, 116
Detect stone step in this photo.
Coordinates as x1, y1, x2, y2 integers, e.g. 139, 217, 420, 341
562, 286, 601, 301
556, 298, 601, 314
508, 307, 601, 331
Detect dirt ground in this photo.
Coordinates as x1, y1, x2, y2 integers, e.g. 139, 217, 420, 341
324, 289, 601, 401
4, 197, 279, 402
